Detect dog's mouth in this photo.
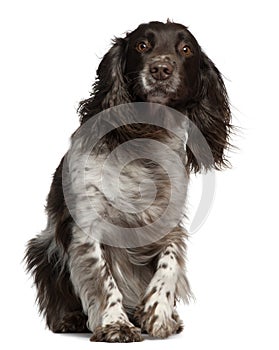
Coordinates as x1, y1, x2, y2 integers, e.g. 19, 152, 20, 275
140, 72, 180, 105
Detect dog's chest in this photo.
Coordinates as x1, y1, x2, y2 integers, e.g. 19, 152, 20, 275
67, 133, 188, 247
85, 153, 170, 220
82, 136, 186, 223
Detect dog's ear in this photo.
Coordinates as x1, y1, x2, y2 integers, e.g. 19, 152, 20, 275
186, 52, 232, 172
96, 37, 130, 108
79, 38, 130, 124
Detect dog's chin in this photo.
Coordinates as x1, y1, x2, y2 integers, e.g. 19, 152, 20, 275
145, 90, 175, 105
147, 94, 170, 105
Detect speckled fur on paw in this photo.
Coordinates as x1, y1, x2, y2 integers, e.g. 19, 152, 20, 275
90, 321, 143, 342
135, 302, 183, 338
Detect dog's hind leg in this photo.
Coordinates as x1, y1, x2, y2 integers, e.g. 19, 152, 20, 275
25, 224, 88, 333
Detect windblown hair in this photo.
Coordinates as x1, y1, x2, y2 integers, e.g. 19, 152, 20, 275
78, 37, 130, 121
25, 21, 232, 342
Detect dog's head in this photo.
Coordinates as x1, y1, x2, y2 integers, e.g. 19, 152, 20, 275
125, 21, 201, 106
79, 21, 232, 171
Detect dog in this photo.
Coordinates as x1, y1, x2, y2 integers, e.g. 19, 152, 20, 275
25, 20, 231, 342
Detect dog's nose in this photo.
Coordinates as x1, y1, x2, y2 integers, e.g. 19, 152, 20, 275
149, 61, 174, 80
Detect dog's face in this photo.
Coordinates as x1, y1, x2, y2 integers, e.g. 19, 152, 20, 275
78, 21, 231, 171
125, 22, 201, 106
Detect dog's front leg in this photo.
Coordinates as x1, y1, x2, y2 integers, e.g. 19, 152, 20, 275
68, 226, 142, 342
135, 228, 191, 338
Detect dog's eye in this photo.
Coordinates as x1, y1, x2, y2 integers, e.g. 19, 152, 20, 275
181, 45, 193, 57
136, 41, 150, 53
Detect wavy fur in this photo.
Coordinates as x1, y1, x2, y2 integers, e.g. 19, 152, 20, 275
25, 21, 231, 342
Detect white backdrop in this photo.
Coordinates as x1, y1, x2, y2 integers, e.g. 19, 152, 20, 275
1, 0, 278, 349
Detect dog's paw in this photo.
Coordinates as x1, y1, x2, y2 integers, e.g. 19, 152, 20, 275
135, 302, 183, 338
51, 311, 89, 333
90, 321, 143, 342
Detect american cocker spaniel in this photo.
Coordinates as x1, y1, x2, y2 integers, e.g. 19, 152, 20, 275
25, 21, 231, 342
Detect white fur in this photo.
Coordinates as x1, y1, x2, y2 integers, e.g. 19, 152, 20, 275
143, 245, 179, 324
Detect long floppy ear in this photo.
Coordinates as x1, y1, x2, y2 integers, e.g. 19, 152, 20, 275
78, 37, 130, 124
186, 52, 232, 172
